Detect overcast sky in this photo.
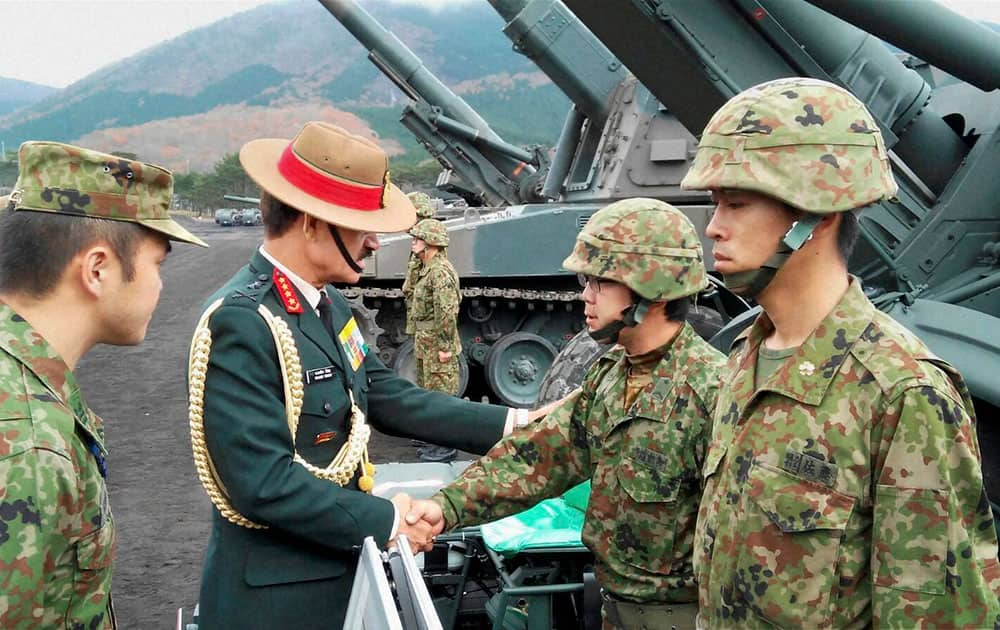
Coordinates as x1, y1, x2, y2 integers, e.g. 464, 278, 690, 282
1, 0, 999, 89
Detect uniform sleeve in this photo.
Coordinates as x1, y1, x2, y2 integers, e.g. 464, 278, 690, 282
432, 387, 595, 529
430, 267, 460, 350
363, 350, 508, 453
0, 449, 75, 627
871, 382, 1000, 628
199, 305, 395, 550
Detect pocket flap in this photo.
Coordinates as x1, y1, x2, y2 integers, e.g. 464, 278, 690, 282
618, 449, 682, 504
76, 524, 115, 570
747, 463, 854, 533
245, 541, 348, 586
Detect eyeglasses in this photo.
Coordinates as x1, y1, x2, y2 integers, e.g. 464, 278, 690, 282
577, 274, 610, 293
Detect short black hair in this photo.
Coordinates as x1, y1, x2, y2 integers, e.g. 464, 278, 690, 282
0, 208, 148, 297
836, 211, 860, 263
260, 192, 301, 237
663, 295, 692, 323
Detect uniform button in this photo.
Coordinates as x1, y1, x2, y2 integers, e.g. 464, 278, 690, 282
258, 274, 268, 281
323, 402, 333, 414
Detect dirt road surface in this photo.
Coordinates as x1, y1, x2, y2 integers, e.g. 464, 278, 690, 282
75, 217, 427, 628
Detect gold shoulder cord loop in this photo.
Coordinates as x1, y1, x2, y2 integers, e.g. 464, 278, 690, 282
188, 301, 376, 530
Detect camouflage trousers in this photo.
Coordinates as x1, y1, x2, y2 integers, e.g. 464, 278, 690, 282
415, 355, 459, 395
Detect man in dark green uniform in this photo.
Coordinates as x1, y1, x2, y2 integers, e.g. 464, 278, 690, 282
188, 122, 542, 629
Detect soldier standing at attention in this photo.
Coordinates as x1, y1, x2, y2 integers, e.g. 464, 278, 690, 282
409, 198, 727, 629
188, 122, 549, 629
681, 77, 1000, 628
408, 218, 463, 462
0, 142, 206, 628
401, 190, 435, 336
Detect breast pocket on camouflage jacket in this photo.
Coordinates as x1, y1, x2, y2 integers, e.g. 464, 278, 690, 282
613, 418, 694, 576
737, 460, 855, 628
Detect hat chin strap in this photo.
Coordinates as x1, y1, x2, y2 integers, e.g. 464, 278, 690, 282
328, 224, 364, 274
587, 299, 650, 344
722, 214, 823, 298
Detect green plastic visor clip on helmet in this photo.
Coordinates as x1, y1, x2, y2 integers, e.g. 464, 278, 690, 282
562, 197, 708, 342
679, 77, 899, 296
409, 218, 449, 247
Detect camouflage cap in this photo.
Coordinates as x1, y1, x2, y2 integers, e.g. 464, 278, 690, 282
681, 77, 897, 214
409, 218, 449, 247
562, 198, 707, 301
3, 141, 207, 246
407, 191, 436, 219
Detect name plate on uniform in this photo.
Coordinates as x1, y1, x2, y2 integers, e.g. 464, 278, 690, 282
306, 366, 336, 384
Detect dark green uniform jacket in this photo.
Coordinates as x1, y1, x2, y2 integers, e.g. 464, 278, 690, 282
194, 251, 508, 629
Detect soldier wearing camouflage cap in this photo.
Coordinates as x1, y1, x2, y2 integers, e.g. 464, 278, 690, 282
413, 198, 727, 628
0, 141, 205, 628
407, 218, 463, 462
682, 78, 1000, 627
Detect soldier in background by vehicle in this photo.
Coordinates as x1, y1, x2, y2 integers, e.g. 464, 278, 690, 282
401, 191, 436, 335
0, 142, 206, 628
681, 77, 1000, 628
409, 198, 727, 629
408, 218, 462, 463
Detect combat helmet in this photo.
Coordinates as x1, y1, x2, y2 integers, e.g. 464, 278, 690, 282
407, 191, 436, 219
562, 198, 707, 341
409, 218, 449, 247
680, 77, 898, 296
681, 77, 897, 212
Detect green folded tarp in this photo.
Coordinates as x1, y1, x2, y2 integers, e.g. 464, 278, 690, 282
480, 481, 591, 556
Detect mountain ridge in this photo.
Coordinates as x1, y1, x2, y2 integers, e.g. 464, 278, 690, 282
0, 0, 568, 173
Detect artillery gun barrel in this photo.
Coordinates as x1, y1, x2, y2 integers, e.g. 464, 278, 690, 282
486, 0, 626, 124
806, 0, 1000, 92
317, 0, 509, 149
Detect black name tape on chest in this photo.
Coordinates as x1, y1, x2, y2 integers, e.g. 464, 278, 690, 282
305, 366, 337, 384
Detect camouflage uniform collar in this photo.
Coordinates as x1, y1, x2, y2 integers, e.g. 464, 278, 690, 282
608, 322, 702, 420
738, 278, 874, 406
0, 302, 104, 443
416, 252, 446, 277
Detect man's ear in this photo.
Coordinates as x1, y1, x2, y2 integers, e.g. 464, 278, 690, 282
301, 214, 318, 240
813, 212, 840, 239
78, 244, 113, 298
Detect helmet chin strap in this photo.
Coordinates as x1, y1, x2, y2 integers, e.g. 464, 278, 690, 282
587, 299, 651, 344
328, 224, 364, 274
722, 214, 823, 298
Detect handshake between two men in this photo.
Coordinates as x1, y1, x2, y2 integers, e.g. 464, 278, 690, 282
388, 493, 447, 554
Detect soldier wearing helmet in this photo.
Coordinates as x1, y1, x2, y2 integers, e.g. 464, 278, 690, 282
409, 198, 727, 629
682, 78, 1000, 627
402, 192, 437, 338
407, 218, 462, 462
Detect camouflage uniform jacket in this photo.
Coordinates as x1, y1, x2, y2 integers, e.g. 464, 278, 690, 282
434, 323, 726, 602
0, 303, 115, 629
695, 279, 1000, 628
402, 253, 421, 335
410, 253, 461, 357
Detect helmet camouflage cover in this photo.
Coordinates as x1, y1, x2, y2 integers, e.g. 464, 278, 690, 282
407, 191, 436, 219
4, 141, 206, 246
562, 198, 707, 301
681, 77, 897, 213
409, 218, 449, 247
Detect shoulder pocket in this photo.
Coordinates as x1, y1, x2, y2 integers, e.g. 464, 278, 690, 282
873, 485, 948, 595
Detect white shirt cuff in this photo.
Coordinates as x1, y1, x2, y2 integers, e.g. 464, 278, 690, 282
503, 408, 530, 435
389, 504, 399, 542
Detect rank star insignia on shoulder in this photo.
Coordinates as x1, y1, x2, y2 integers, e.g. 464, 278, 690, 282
272, 268, 304, 313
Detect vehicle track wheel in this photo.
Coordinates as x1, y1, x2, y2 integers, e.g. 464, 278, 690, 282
485, 333, 558, 408
346, 294, 384, 357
